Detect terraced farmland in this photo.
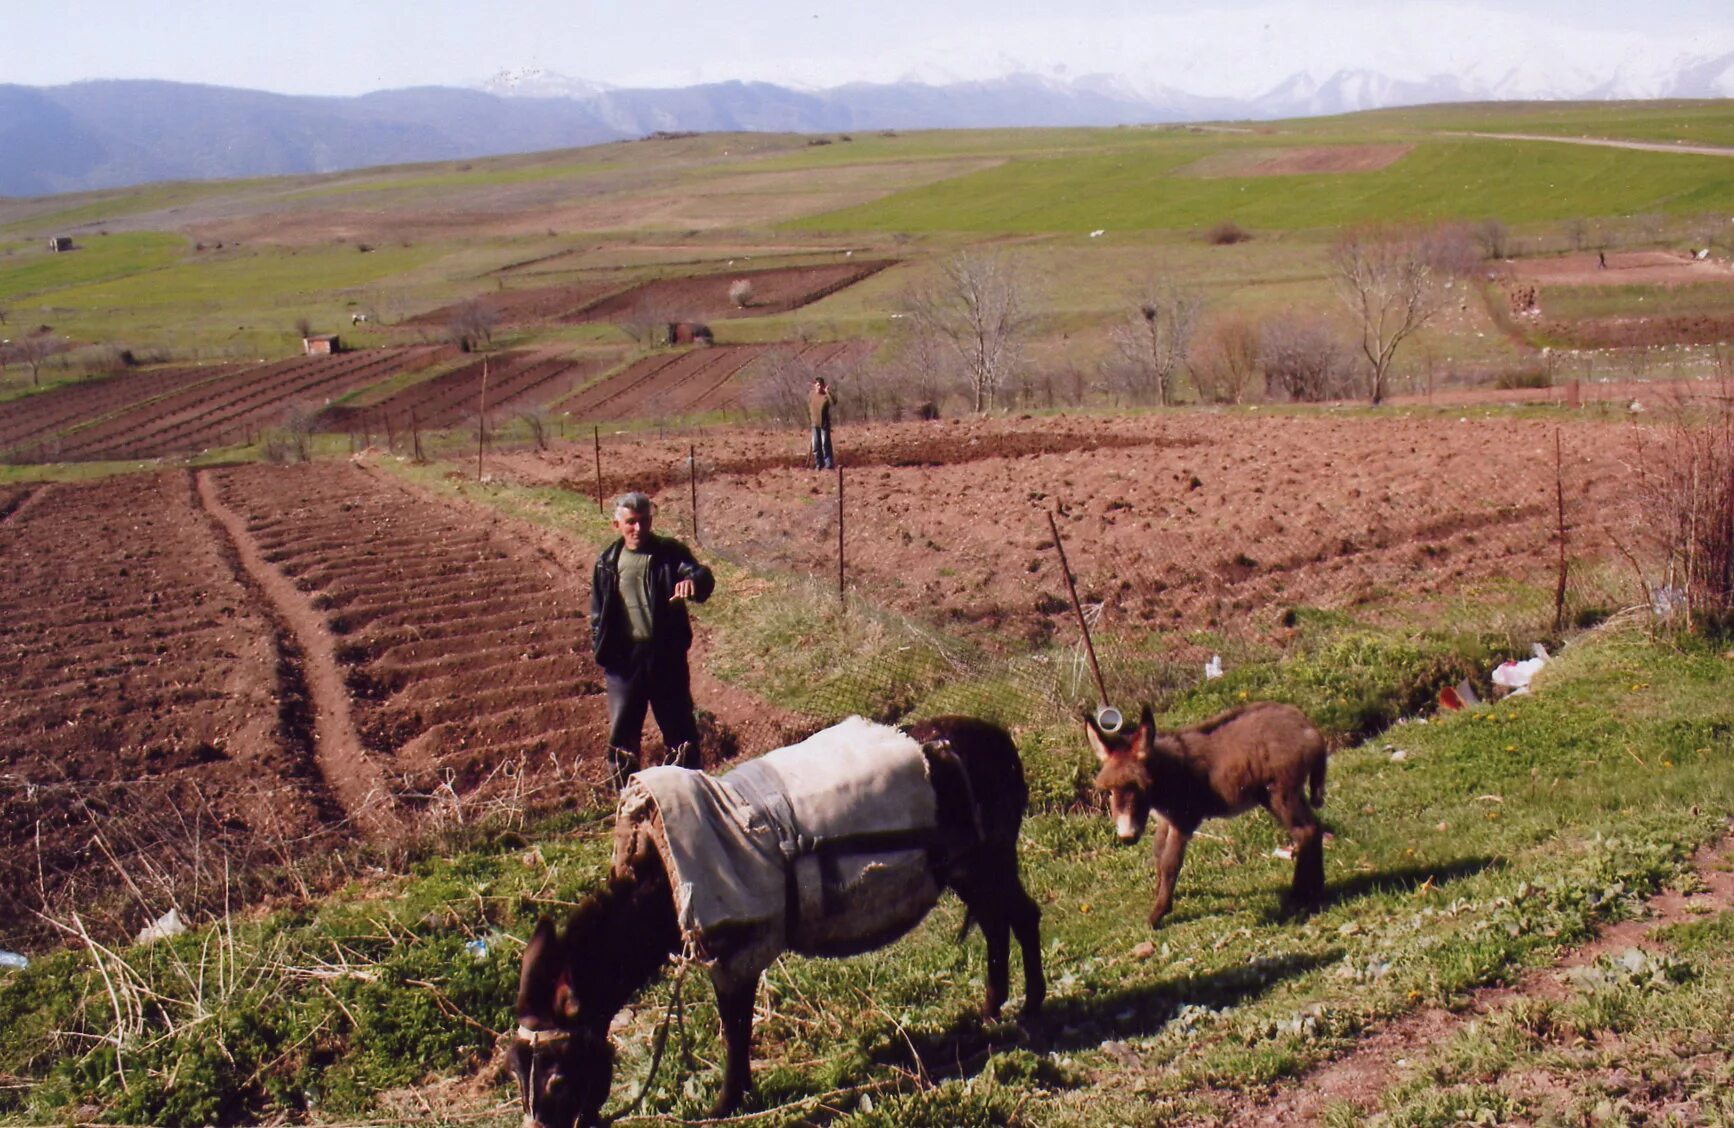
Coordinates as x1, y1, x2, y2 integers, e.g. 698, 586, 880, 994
558, 339, 870, 421
0, 362, 244, 461
318, 347, 620, 434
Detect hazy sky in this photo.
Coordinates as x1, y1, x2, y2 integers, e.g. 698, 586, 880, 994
4, 1, 1731, 98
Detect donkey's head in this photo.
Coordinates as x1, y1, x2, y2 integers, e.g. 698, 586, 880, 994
510, 915, 617, 1128
1085, 705, 1158, 843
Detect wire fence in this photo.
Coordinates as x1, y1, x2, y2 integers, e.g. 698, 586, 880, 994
572, 419, 1647, 762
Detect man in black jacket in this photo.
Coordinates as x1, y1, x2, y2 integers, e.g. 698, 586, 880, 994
591, 491, 715, 789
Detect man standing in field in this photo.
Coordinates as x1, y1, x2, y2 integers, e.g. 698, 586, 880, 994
590, 491, 715, 789
808, 375, 836, 470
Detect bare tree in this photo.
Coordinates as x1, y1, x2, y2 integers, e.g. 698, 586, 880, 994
1190, 317, 1262, 405
1107, 276, 1202, 406
618, 292, 678, 349
519, 410, 551, 452
727, 278, 755, 308
15, 333, 59, 387
1329, 226, 1453, 405
1472, 218, 1511, 260
293, 316, 314, 339
1561, 217, 1591, 252
903, 250, 1032, 413
1259, 315, 1347, 402
448, 299, 498, 352
744, 346, 819, 424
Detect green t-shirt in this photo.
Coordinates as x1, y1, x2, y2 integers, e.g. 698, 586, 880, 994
617, 544, 656, 643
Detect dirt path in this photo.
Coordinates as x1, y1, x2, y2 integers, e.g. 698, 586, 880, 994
195, 469, 404, 837
1453, 131, 1734, 158
1226, 831, 1734, 1126
0, 482, 49, 526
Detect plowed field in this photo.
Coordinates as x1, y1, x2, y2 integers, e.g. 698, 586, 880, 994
502, 410, 1644, 657
205, 463, 612, 805
319, 348, 620, 433
0, 472, 327, 939
558, 340, 869, 422
0, 363, 247, 462
567, 259, 895, 323
0, 461, 786, 948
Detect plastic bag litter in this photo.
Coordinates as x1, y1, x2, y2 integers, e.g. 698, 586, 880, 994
136, 908, 187, 946
0, 950, 28, 970
1204, 655, 1224, 680
1492, 645, 1550, 697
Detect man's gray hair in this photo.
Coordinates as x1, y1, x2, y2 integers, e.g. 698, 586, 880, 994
613, 491, 652, 515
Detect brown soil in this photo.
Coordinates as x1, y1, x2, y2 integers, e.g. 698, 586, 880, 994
1503, 251, 1734, 289
397, 282, 624, 329
403, 260, 893, 334
0, 471, 330, 942
1217, 831, 1734, 1127
0, 459, 800, 948
557, 340, 871, 422
565, 260, 896, 323
1179, 145, 1412, 178
319, 348, 621, 433
497, 410, 1643, 659
5, 348, 444, 462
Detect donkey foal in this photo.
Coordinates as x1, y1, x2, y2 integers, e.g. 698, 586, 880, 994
1087, 702, 1328, 928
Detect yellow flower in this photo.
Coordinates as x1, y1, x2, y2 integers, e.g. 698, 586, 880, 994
1079, 903, 1091, 914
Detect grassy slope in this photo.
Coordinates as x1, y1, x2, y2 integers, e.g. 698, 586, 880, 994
0, 605, 1726, 1125
0, 232, 187, 302
793, 138, 1734, 234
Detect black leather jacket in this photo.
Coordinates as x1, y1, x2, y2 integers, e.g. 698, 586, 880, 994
589, 534, 714, 671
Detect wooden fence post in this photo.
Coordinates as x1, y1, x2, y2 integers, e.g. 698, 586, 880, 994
593, 426, 603, 513
837, 463, 845, 609
689, 443, 700, 545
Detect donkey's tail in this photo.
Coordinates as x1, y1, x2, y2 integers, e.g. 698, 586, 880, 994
956, 907, 979, 944
1308, 754, 1327, 809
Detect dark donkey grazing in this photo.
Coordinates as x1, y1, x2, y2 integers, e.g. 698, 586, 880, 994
1086, 702, 1328, 928
511, 716, 1045, 1128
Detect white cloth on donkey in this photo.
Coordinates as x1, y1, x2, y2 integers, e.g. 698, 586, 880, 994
616, 715, 942, 955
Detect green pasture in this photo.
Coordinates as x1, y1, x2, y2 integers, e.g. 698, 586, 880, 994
0, 181, 271, 237
1539, 280, 1734, 321
0, 232, 188, 302
793, 137, 1734, 234
1299, 99, 1734, 149
0, 574, 1726, 1125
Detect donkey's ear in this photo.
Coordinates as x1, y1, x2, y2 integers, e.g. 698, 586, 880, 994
516, 916, 560, 1016
1133, 706, 1157, 754
553, 973, 582, 1021
1083, 713, 1112, 762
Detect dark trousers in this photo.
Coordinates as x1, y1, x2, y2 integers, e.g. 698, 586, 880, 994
604, 644, 701, 775
811, 425, 834, 470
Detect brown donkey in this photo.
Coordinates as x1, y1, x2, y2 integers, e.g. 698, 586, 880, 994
1086, 702, 1328, 928
512, 716, 1044, 1128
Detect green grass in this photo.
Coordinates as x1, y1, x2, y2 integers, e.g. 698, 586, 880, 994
1538, 281, 1734, 321
0, 232, 188, 302
1, 620, 1726, 1126
1306, 99, 1734, 149
793, 138, 1734, 234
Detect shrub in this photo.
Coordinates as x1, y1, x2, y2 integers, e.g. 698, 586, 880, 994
727, 278, 754, 308
1258, 315, 1348, 402
1629, 365, 1734, 632
1206, 221, 1252, 245
1189, 316, 1262, 404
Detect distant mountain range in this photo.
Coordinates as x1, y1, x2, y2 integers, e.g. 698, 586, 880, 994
4, 54, 1732, 198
